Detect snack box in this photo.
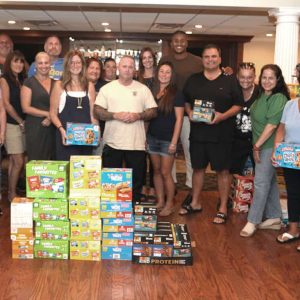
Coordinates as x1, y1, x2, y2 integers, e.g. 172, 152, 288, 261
102, 232, 133, 247
69, 156, 102, 197
173, 247, 192, 258
133, 232, 154, 244
157, 221, 172, 232
153, 232, 174, 245
101, 168, 132, 201
70, 219, 102, 241
233, 175, 254, 193
133, 231, 174, 245
132, 255, 193, 266
192, 99, 215, 123
133, 244, 153, 256
134, 202, 157, 216
134, 215, 157, 232
34, 239, 69, 259
70, 240, 101, 261
66, 122, 100, 146
273, 143, 300, 170
12, 240, 34, 259
171, 224, 192, 248
234, 190, 253, 204
100, 201, 133, 218
35, 220, 70, 240
102, 218, 134, 233
26, 161, 69, 198
232, 200, 249, 213
69, 197, 100, 220
152, 245, 173, 257
33, 198, 68, 221
10, 197, 34, 241
101, 245, 132, 261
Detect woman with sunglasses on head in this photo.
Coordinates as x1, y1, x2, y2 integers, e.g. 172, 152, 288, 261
240, 64, 290, 237
0, 50, 26, 202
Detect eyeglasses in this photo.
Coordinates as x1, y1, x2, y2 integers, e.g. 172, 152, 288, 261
239, 62, 255, 69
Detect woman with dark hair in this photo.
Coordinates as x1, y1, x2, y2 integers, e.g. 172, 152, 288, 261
147, 61, 184, 216
240, 64, 290, 237
0, 50, 26, 201
85, 57, 103, 94
50, 50, 97, 160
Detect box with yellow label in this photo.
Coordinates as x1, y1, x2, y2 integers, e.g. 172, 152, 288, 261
70, 219, 102, 241
70, 240, 101, 261
69, 197, 100, 219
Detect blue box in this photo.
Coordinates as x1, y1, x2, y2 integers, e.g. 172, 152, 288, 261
102, 218, 134, 233
100, 201, 133, 218
66, 122, 99, 146
102, 232, 133, 247
101, 245, 132, 260
274, 143, 300, 170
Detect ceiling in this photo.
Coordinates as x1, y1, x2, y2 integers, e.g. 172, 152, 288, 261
0, 3, 279, 42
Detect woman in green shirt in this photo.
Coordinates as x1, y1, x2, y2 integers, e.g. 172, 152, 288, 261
240, 64, 290, 237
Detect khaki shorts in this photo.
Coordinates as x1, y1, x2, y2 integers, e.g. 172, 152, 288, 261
5, 123, 26, 154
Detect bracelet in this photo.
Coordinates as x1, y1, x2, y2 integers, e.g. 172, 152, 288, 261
253, 144, 260, 151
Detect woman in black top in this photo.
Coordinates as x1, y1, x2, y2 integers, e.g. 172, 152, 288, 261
0, 50, 26, 201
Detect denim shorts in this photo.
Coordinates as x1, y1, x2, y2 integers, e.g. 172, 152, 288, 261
147, 134, 175, 157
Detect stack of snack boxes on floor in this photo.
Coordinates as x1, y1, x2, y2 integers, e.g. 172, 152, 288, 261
27, 160, 70, 259
69, 156, 102, 261
132, 201, 193, 265
101, 168, 134, 260
231, 156, 254, 213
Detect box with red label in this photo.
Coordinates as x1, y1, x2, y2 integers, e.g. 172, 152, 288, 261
70, 219, 102, 241
35, 220, 70, 240
26, 161, 69, 199
152, 245, 173, 257
134, 202, 157, 215
101, 245, 132, 260
66, 122, 100, 146
33, 198, 68, 221
70, 240, 101, 261
134, 215, 157, 232
133, 244, 153, 256
34, 240, 69, 259
100, 201, 133, 218
102, 218, 134, 233
274, 143, 300, 170
102, 232, 133, 247
69, 156, 102, 197
101, 168, 132, 201
69, 197, 100, 220
12, 240, 34, 259
11, 197, 34, 241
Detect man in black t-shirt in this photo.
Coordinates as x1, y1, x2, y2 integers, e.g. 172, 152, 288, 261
179, 44, 243, 224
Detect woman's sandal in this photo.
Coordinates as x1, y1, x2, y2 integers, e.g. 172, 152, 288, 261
178, 204, 202, 215
212, 212, 227, 224
276, 232, 300, 244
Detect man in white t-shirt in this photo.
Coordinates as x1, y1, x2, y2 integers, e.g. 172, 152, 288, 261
94, 55, 157, 200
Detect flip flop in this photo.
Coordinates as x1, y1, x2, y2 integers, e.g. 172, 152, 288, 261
213, 212, 227, 224
178, 204, 202, 215
276, 232, 300, 244
297, 245, 300, 252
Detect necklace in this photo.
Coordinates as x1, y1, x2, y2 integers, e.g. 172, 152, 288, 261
77, 97, 83, 109
244, 84, 255, 101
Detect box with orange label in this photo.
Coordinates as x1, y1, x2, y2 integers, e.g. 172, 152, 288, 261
274, 143, 300, 170
69, 197, 100, 220
70, 219, 102, 241
10, 197, 34, 241
101, 168, 132, 201
70, 240, 101, 261
12, 240, 34, 259
69, 156, 102, 197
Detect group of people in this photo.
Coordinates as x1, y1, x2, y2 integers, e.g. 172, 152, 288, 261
0, 31, 299, 252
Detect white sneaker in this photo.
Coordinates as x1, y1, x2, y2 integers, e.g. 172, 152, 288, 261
240, 222, 257, 237
258, 218, 281, 230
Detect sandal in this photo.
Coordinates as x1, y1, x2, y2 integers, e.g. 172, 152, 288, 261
277, 232, 300, 244
297, 245, 300, 252
178, 204, 202, 215
213, 212, 227, 224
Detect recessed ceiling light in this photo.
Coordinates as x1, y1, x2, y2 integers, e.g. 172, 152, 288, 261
194, 24, 202, 29
157, 39, 162, 44
266, 33, 273, 37
101, 22, 109, 26
185, 31, 192, 35
104, 28, 111, 32
23, 27, 30, 31
69, 37, 75, 42
8, 20, 16, 24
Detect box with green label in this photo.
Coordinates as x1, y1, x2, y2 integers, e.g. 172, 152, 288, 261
35, 220, 70, 240
26, 161, 69, 199
70, 219, 102, 241
33, 198, 68, 221
34, 239, 69, 259
70, 240, 101, 261
69, 197, 100, 220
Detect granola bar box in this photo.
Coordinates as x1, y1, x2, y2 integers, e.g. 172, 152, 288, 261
70, 240, 101, 261
70, 219, 102, 241
69, 197, 100, 220
66, 122, 99, 146
100, 201, 133, 218
26, 161, 69, 199
69, 156, 102, 197
274, 143, 300, 170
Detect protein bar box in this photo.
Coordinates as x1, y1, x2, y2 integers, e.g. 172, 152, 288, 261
192, 99, 215, 123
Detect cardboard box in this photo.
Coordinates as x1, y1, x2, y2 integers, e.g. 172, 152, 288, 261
35, 220, 70, 240
133, 231, 174, 245
173, 247, 192, 257
134, 202, 157, 215
101, 169, 132, 201
152, 245, 173, 257
101, 245, 132, 260
133, 244, 153, 256
274, 143, 300, 170
70, 219, 102, 241
12, 240, 34, 259
134, 215, 157, 232
10, 197, 34, 241
133, 232, 154, 244
70, 240, 101, 261
33, 198, 68, 221
132, 255, 193, 266
69, 156, 102, 197
69, 197, 100, 220
102, 218, 134, 233
102, 232, 133, 247
66, 122, 99, 146
171, 224, 191, 248
34, 239, 69, 259
100, 201, 133, 218
192, 99, 215, 123
26, 161, 69, 199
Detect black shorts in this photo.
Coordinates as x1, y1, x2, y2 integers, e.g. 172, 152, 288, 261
190, 141, 232, 171
230, 138, 253, 174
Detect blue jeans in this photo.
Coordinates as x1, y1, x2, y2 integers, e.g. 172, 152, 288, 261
247, 148, 281, 224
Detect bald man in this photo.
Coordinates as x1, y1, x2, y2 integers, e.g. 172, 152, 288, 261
0, 33, 13, 74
